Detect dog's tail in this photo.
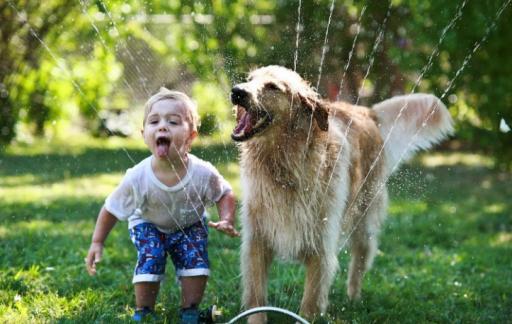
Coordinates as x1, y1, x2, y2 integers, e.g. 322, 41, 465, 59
372, 93, 454, 174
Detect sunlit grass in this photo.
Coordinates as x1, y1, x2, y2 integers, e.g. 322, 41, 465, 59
490, 232, 512, 247
0, 174, 122, 203
419, 151, 494, 168
6, 133, 145, 156
1, 136, 511, 323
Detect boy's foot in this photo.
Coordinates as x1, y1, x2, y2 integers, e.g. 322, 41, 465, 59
180, 306, 199, 324
132, 307, 156, 322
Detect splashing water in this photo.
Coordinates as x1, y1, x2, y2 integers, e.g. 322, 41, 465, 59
354, 1, 392, 106
7, 0, 139, 165
500, 118, 511, 133
7, 0, 226, 273
78, 0, 139, 102
411, 0, 468, 93
336, 5, 367, 101
338, 0, 512, 253
323, 0, 468, 215
304, 0, 337, 150
293, 0, 303, 72
96, 0, 151, 96
316, 0, 337, 90
313, 2, 389, 207
9, 0, 512, 316
301, 0, 337, 149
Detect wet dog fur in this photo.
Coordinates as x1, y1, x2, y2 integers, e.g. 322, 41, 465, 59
230, 65, 453, 322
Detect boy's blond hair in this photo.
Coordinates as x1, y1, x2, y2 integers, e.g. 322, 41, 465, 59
143, 87, 200, 132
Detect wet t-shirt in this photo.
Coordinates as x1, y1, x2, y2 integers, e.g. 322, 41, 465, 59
105, 154, 232, 233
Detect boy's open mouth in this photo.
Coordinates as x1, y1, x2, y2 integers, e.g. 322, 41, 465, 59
156, 137, 171, 157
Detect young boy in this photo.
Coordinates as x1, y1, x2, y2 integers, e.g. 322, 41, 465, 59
85, 88, 238, 323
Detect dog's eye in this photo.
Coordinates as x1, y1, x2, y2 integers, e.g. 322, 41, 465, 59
265, 83, 280, 91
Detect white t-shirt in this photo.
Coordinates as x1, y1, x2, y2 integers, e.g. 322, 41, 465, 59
105, 154, 232, 233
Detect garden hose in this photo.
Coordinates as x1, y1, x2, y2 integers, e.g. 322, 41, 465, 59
226, 306, 310, 324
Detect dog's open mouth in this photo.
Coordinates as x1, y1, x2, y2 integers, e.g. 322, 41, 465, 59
156, 136, 171, 157
232, 105, 272, 141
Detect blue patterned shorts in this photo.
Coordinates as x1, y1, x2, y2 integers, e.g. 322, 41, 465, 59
129, 221, 209, 283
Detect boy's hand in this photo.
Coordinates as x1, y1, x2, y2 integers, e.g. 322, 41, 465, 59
208, 220, 240, 237
85, 242, 104, 275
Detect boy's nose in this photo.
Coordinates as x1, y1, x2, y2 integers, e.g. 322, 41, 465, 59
158, 121, 168, 131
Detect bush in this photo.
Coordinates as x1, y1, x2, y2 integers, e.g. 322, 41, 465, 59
192, 82, 232, 137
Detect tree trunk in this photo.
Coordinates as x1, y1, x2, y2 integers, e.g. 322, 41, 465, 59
0, 95, 17, 145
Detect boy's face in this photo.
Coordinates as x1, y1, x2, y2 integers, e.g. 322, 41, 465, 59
142, 99, 197, 162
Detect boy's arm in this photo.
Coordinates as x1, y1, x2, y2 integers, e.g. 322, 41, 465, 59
85, 206, 118, 275
208, 191, 239, 237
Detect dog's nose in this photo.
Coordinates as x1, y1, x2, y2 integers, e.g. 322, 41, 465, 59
231, 86, 248, 104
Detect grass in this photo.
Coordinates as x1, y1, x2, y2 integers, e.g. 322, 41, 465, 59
0, 136, 511, 323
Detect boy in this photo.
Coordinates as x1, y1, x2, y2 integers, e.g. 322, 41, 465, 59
85, 88, 238, 322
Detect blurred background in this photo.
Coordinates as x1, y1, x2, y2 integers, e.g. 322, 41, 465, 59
1, 1, 512, 322
1, 0, 511, 169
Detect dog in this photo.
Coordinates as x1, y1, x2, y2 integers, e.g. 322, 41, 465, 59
230, 65, 453, 322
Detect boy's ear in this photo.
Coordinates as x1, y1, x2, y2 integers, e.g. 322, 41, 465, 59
184, 130, 198, 148
188, 130, 198, 142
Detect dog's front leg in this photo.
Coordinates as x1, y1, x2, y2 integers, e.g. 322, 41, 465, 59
241, 234, 273, 324
300, 253, 338, 320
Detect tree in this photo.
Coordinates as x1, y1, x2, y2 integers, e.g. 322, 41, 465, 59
2, 0, 511, 169
395, 0, 512, 169
0, 1, 78, 144
257, 0, 512, 169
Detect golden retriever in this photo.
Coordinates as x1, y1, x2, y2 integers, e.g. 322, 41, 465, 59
230, 65, 453, 322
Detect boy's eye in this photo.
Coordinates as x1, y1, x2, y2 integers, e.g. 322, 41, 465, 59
168, 119, 180, 125
149, 120, 158, 125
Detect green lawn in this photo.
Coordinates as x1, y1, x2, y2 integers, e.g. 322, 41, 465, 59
0, 137, 510, 323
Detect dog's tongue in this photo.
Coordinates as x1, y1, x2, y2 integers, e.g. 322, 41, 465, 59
156, 141, 170, 157
234, 110, 253, 135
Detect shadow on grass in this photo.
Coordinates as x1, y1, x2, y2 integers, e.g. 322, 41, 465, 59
1, 198, 103, 225
0, 143, 238, 186
1, 148, 511, 322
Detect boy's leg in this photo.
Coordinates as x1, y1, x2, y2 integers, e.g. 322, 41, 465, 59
129, 223, 167, 313
180, 275, 208, 308
135, 282, 160, 309
168, 221, 210, 308
168, 221, 210, 323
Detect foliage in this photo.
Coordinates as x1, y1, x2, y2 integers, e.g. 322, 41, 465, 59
0, 137, 511, 322
395, 0, 512, 169
142, 0, 274, 82
192, 81, 233, 137
1, 0, 512, 168
0, 0, 76, 143
73, 45, 126, 128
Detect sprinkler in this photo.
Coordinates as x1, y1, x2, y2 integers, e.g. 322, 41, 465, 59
228, 306, 309, 324
199, 305, 223, 323
200, 305, 309, 323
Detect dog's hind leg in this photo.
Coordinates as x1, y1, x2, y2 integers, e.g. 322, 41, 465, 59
346, 225, 376, 300
346, 190, 387, 300
300, 253, 338, 319
241, 235, 273, 324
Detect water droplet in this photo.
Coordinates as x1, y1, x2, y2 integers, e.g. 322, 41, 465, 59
499, 118, 511, 133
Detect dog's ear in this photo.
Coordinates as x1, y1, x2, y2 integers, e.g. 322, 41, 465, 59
314, 102, 329, 131
298, 93, 329, 131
